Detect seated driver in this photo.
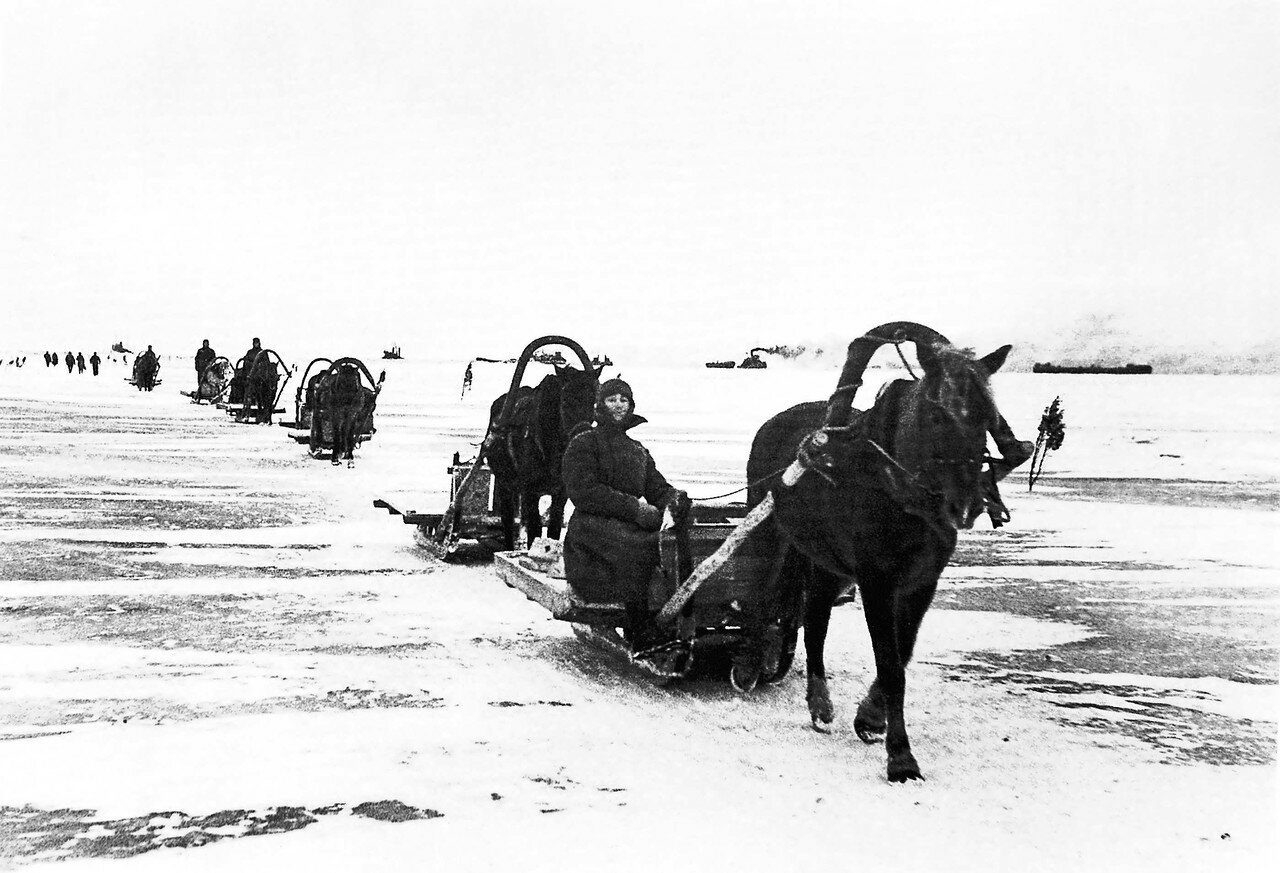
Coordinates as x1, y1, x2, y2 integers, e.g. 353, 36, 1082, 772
562, 378, 689, 651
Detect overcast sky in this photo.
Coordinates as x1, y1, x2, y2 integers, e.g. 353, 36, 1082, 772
2, 0, 1277, 363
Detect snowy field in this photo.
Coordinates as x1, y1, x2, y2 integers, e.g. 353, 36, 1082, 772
0, 350, 1276, 871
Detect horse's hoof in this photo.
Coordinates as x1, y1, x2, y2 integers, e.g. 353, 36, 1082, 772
887, 756, 924, 783
854, 699, 887, 744
807, 697, 834, 730
331, 459, 341, 466
854, 720, 885, 744
729, 664, 759, 694
810, 716, 832, 734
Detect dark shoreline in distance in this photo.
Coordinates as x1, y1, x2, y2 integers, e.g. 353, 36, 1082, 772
1032, 362, 1153, 374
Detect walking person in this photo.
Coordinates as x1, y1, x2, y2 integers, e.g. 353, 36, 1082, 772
64, 351, 74, 373
75, 352, 86, 374
89, 352, 101, 376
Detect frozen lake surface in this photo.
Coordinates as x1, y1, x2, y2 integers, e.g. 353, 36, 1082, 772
0, 353, 1276, 870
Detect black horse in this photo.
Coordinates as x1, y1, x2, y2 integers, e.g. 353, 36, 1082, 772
132, 353, 159, 391
745, 322, 1033, 782
242, 352, 279, 424
311, 360, 381, 467
487, 363, 602, 550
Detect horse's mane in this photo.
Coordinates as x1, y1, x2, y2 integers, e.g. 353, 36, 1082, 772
931, 344, 992, 397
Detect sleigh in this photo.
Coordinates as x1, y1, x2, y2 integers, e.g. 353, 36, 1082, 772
126, 358, 161, 389
218, 350, 291, 422
279, 357, 384, 459
374, 452, 508, 559
375, 334, 600, 561
182, 357, 233, 404
493, 498, 800, 688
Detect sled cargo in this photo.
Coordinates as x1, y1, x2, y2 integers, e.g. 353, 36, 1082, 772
182, 356, 233, 404
492, 499, 799, 688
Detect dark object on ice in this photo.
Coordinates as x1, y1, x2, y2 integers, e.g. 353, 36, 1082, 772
111, 341, 131, 355
591, 354, 613, 367
1028, 396, 1066, 491
745, 321, 1033, 782
382, 346, 402, 360
1032, 362, 1152, 374
739, 348, 769, 369
704, 360, 735, 368
351, 800, 442, 822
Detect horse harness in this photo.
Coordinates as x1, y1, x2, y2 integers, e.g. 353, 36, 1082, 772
785, 378, 1015, 535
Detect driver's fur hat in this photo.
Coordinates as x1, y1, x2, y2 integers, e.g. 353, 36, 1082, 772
596, 378, 634, 414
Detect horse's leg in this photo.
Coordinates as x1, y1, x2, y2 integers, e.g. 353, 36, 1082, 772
521, 486, 543, 547
495, 479, 517, 552
857, 539, 950, 729
330, 410, 343, 465
344, 410, 357, 466
545, 489, 567, 540
804, 566, 841, 731
309, 407, 322, 456
857, 578, 922, 783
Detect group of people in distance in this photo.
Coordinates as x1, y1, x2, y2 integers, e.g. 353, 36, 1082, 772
43, 350, 101, 375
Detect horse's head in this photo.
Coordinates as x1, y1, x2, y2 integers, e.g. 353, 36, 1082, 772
893, 341, 1011, 528
332, 362, 364, 403
554, 363, 603, 441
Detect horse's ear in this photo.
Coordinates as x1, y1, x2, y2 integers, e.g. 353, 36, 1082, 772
979, 344, 1012, 374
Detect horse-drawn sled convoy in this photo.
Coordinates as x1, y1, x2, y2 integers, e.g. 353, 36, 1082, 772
181, 343, 292, 423
372, 324, 1034, 781
174, 344, 387, 467
116, 323, 1034, 781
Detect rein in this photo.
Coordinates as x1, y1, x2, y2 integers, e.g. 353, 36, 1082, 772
789, 367, 1003, 532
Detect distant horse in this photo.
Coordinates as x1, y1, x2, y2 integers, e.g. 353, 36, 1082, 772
312, 360, 381, 467
133, 354, 159, 391
242, 352, 279, 424
745, 322, 1033, 782
487, 363, 602, 549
